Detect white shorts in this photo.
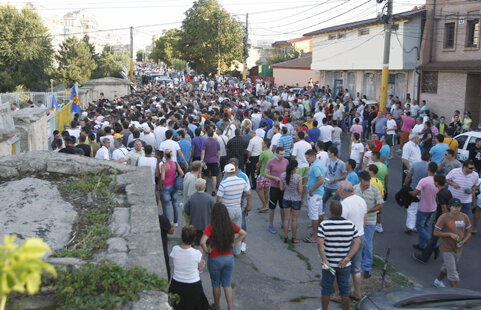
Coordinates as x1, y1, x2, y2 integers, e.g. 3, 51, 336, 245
308, 194, 324, 220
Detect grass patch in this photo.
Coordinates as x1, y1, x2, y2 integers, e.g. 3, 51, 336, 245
372, 256, 413, 288
287, 242, 313, 271
289, 296, 316, 303
55, 173, 115, 260
272, 276, 281, 281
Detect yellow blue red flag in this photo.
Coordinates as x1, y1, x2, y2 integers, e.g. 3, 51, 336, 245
71, 84, 81, 114
52, 95, 59, 112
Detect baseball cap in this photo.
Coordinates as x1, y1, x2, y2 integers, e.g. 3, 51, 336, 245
448, 198, 462, 207
224, 164, 236, 173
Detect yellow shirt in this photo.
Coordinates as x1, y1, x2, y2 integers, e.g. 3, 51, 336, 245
444, 137, 459, 151
370, 177, 384, 197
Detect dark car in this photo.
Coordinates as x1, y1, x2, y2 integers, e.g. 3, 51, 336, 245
356, 287, 481, 310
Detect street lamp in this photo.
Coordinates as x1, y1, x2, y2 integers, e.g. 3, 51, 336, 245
204, 17, 221, 76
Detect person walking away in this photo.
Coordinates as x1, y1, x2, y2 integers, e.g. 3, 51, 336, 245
184, 179, 215, 248
317, 200, 361, 310
256, 139, 274, 212
169, 225, 209, 310
277, 127, 293, 160
183, 161, 202, 203
443, 129, 459, 158
200, 203, 247, 310
291, 131, 313, 196
265, 147, 289, 234
354, 171, 384, 279
337, 181, 367, 300
279, 160, 303, 243
400, 111, 415, 148
430, 134, 449, 165
433, 198, 472, 288
226, 129, 247, 172
385, 113, 397, 158
201, 129, 221, 196
409, 162, 439, 251
137, 145, 157, 185
350, 133, 364, 172
323, 146, 347, 206
346, 159, 359, 185
304, 149, 326, 243
332, 120, 343, 157
161, 149, 184, 226
246, 130, 263, 190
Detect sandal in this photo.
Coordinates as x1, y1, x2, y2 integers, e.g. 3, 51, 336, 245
210, 304, 220, 310
303, 236, 316, 243
284, 237, 288, 243
349, 294, 361, 301
258, 208, 269, 213
291, 238, 299, 243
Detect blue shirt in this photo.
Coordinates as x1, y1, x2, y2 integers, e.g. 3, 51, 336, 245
375, 117, 388, 134
222, 169, 250, 186
307, 159, 326, 196
178, 139, 192, 164
430, 143, 449, 165
380, 144, 391, 166
278, 134, 293, 157
188, 124, 198, 136
307, 127, 320, 144
259, 118, 273, 138
346, 172, 359, 185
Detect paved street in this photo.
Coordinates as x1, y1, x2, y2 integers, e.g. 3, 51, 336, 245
167, 134, 481, 309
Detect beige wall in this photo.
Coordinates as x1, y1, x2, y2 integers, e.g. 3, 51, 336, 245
273, 68, 320, 87
420, 72, 467, 118
0, 140, 12, 157
12, 108, 49, 153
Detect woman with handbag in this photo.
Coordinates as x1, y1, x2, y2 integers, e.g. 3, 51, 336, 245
161, 149, 184, 226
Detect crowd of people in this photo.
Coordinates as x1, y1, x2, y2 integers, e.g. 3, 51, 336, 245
47, 70, 479, 310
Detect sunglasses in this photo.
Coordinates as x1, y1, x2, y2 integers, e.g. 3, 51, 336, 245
467, 167, 475, 170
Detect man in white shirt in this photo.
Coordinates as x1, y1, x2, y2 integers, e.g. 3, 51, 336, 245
270, 125, 282, 153
385, 113, 398, 156
411, 117, 424, 136
272, 93, 280, 107
224, 119, 237, 140
154, 118, 168, 150
314, 109, 326, 125
401, 133, 422, 183
338, 181, 367, 300
247, 131, 264, 189
281, 91, 288, 102
95, 138, 111, 160
112, 138, 129, 162
291, 131, 313, 189
319, 118, 334, 150
140, 124, 156, 148
159, 129, 186, 162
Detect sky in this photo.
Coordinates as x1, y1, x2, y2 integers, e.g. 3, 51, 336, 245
4, 0, 426, 50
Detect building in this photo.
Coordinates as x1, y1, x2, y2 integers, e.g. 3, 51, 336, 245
419, 0, 481, 126
271, 55, 320, 87
272, 36, 313, 55
306, 8, 426, 102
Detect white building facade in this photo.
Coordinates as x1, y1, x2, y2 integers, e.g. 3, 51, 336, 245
306, 9, 426, 102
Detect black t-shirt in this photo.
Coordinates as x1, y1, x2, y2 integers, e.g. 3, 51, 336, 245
469, 145, 481, 171
436, 187, 452, 219
59, 146, 84, 155
76, 144, 91, 157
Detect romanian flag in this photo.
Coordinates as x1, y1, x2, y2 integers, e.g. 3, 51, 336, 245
52, 94, 59, 112
71, 83, 82, 114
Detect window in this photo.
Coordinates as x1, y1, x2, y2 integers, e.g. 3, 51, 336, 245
337, 32, 346, 39
328, 34, 336, 40
364, 73, 375, 100
421, 71, 438, 94
358, 28, 369, 36
444, 22, 456, 49
347, 72, 355, 95
466, 19, 479, 48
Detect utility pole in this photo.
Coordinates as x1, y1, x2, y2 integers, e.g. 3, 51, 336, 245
243, 13, 249, 81
130, 26, 134, 82
379, 0, 393, 110
217, 20, 221, 76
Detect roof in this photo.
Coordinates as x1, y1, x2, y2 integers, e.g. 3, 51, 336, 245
419, 60, 481, 72
303, 8, 426, 36
271, 56, 312, 69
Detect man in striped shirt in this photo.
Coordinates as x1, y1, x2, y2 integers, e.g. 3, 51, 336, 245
446, 160, 479, 215
277, 127, 293, 159
217, 163, 251, 255
317, 201, 361, 310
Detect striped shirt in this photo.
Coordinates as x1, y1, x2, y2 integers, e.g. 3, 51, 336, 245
217, 176, 249, 208
278, 134, 293, 157
318, 218, 359, 267
446, 167, 479, 203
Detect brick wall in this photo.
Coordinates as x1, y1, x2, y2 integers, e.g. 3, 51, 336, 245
421, 72, 467, 118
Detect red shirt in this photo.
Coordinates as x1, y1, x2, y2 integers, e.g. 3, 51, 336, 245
203, 224, 240, 258
374, 140, 382, 151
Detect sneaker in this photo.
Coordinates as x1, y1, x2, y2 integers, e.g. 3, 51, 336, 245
363, 271, 371, 279
433, 278, 446, 288
178, 202, 183, 208
174, 222, 179, 227
376, 224, 384, 233
241, 242, 247, 252
269, 225, 276, 234
412, 253, 427, 264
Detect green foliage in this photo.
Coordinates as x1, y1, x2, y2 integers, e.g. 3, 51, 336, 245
150, 29, 183, 67
136, 49, 145, 62
56, 174, 114, 260
56, 36, 97, 86
0, 235, 57, 310
172, 59, 187, 71
179, 0, 244, 74
55, 260, 167, 310
92, 45, 130, 79
268, 46, 300, 65
0, 5, 54, 92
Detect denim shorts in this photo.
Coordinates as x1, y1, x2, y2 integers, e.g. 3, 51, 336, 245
281, 199, 301, 210
350, 237, 363, 274
208, 254, 234, 288
321, 265, 351, 296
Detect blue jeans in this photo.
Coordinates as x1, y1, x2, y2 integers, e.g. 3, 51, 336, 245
321, 265, 351, 296
208, 254, 234, 288
361, 225, 375, 272
461, 203, 471, 215
416, 211, 434, 249
241, 210, 247, 231
322, 187, 338, 207
362, 120, 370, 140
162, 185, 178, 224
351, 236, 363, 274
332, 141, 341, 157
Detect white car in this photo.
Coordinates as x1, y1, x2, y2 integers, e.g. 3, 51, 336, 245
454, 131, 481, 161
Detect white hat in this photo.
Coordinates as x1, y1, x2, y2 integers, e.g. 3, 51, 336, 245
142, 123, 151, 133
224, 164, 235, 173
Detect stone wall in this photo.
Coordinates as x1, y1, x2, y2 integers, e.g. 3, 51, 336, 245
0, 103, 16, 157
11, 108, 49, 153
81, 77, 131, 102
0, 151, 170, 309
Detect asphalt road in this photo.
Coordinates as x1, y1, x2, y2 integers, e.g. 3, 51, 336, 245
166, 133, 481, 309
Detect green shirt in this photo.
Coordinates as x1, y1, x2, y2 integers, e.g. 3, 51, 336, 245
259, 150, 274, 176
374, 162, 388, 189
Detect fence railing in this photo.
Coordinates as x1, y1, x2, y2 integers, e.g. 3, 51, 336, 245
0, 91, 71, 110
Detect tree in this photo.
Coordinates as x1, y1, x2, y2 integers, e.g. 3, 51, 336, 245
150, 29, 182, 67
92, 45, 130, 79
56, 36, 97, 86
179, 0, 244, 74
136, 49, 145, 62
268, 46, 300, 65
0, 5, 54, 92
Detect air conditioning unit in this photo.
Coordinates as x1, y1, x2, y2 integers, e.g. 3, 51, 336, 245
459, 17, 465, 25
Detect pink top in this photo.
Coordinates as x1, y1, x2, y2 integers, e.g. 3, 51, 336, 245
401, 115, 415, 132
163, 160, 176, 188
350, 124, 363, 138
265, 157, 289, 188
416, 176, 439, 213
